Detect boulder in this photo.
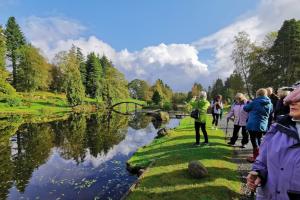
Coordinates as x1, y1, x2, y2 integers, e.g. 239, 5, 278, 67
159, 111, 170, 121
156, 128, 169, 138
188, 160, 208, 178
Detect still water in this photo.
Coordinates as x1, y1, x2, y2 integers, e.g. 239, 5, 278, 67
0, 112, 179, 200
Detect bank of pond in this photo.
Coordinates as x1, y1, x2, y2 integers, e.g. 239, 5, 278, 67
0, 112, 180, 200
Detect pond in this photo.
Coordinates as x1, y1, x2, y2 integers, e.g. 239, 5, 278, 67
0, 112, 180, 200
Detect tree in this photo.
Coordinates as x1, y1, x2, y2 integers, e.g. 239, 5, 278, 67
76, 47, 87, 89
17, 45, 51, 92
231, 31, 253, 99
0, 26, 6, 70
55, 48, 85, 106
5, 17, 26, 87
103, 64, 129, 100
172, 92, 187, 104
152, 90, 161, 105
223, 72, 245, 101
85, 52, 103, 98
210, 78, 225, 99
128, 79, 151, 101
151, 79, 173, 102
270, 19, 300, 87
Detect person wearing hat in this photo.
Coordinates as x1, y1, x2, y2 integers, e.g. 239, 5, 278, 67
247, 84, 300, 200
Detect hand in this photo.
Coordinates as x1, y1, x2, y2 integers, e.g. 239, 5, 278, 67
246, 173, 261, 192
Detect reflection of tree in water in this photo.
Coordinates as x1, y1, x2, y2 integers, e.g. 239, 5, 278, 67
0, 140, 14, 198
86, 111, 129, 157
0, 112, 130, 197
12, 123, 54, 192
0, 116, 24, 198
128, 113, 152, 130
54, 114, 87, 164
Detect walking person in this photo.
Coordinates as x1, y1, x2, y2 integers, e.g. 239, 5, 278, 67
266, 87, 279, 128
274, 87, 290, 120
243, 88, 272, 163
190, 91, 210, 146
247, 85, 300, 200
211, 95, 223, 130
226, 93, 249, 148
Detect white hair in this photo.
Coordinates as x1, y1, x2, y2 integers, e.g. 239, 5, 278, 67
199, 91, 207, 100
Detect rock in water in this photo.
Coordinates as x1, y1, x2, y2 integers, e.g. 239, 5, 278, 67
156, 128, 169, 138
188, 161, 208, 178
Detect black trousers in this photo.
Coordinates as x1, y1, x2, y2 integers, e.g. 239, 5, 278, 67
194, 121, 208, 144
248, 130, 264, 149
212, 113, 220, 126
230, 125, 249, 145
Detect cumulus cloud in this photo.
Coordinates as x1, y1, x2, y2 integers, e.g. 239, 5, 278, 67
22, 0, 300, 90
193, 0, 300, 79
22, 16, 208, 91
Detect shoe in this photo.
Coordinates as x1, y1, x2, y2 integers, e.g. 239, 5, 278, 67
240, 145, 246, 148
227, 142, 234, 145
193, 143, 201, 147
203, 142, 210, 146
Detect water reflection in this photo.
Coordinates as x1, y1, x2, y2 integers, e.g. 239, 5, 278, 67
0, 112, 179, 200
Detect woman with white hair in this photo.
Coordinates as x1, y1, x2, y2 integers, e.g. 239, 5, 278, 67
227, 93, 249, 148
274, 87, 290, 120
247, 85, 300, 199
190, 91, 210, 146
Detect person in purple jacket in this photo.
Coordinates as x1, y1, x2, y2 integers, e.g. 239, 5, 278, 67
227, 93, 249, 148
247, 85, 300, 200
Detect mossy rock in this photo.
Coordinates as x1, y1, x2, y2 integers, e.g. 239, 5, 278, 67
188, 160, 208, 178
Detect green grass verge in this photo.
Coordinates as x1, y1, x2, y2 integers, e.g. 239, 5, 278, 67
127, 116, 241, 200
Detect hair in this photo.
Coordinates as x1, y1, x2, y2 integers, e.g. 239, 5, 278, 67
235, 93, 246, 102
266, 87, 273, 96
277, 88, 290, 99
215, 94, 222, 101
199, 91, 207, 100
256, 88, 268, 97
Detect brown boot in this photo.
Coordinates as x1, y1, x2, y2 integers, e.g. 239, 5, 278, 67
247, 148, 259, 163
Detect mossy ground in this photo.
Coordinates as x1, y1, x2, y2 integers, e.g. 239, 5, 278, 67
127, 116, 241, 200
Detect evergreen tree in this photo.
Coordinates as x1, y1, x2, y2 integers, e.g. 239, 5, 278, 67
210, 78, 225, 99
76, 47, 87, 88
85, 52, 103, 98
5, 17, 26, 87
152, 90, 161, 105
103, 64, 129, 100
17, 45, 51, 92
65, 49, 85, 106
270, 19, 300, 86
0, 26, 6, 70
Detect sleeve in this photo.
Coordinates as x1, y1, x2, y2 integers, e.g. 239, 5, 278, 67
252, 124, 277, 186
227, 105, 234, 119
243, 101, 253, 112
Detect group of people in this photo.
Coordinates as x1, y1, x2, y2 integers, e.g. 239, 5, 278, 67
190, 82, 300, 199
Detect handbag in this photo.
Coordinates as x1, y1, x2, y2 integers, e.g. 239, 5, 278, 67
190, 100, 200, 119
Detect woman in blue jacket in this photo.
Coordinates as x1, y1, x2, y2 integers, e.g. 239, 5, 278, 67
243, 88, 273, 162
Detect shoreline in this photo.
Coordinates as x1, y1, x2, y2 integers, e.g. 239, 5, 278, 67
125, 116, 242, 200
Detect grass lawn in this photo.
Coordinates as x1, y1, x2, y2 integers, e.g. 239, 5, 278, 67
127, 116, 241, 200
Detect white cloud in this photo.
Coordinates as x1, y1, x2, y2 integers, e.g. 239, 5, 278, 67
193, 0, 300, 80
22, 0, 300, 90
22, 16, 208, 91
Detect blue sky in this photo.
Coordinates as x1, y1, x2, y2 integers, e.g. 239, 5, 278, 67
1, 0, 258, 51
0, 0, 298, 91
